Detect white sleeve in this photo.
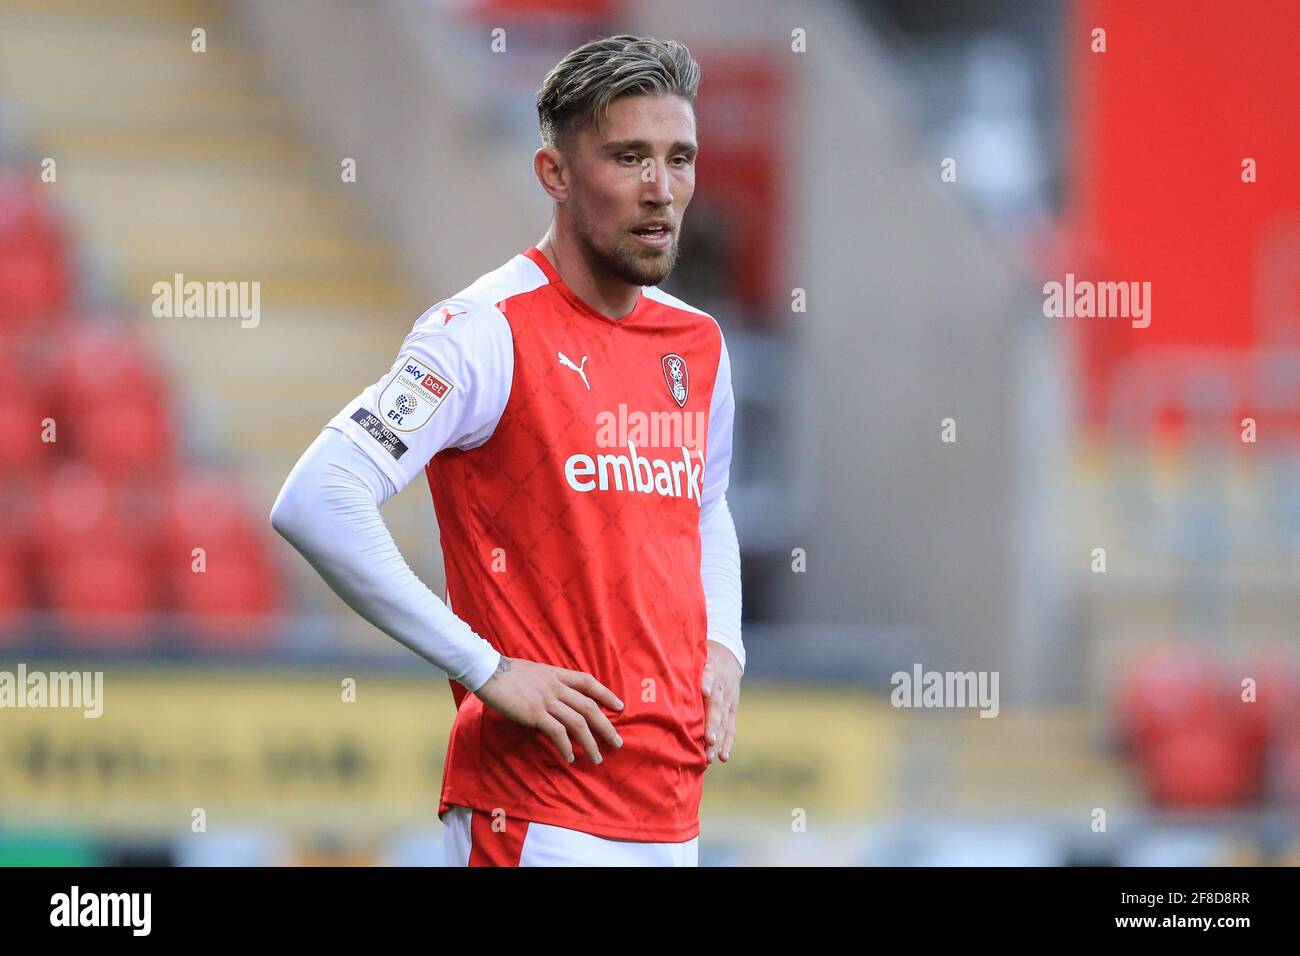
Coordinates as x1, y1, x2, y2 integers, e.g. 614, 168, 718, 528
269, 425, 502, 691
325, 298, 514, 494
700, 332, 743, 671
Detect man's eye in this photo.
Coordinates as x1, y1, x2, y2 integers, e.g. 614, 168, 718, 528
672, 155, 692, 166
618, 154, 640, 164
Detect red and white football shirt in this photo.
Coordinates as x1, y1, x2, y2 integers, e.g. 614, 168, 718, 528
327, 246, 736, 842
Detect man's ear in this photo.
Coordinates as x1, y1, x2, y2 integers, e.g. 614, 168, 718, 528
534, 146, 569, 203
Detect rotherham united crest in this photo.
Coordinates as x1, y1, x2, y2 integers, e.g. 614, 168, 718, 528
661, 353, 689, 408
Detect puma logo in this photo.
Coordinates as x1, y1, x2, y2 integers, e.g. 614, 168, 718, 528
557, 351, 590, 390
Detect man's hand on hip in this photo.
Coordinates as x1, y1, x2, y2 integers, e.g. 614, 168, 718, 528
475, 657, 624, 765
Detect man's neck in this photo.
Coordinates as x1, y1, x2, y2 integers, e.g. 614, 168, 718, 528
536, 230, 641, 321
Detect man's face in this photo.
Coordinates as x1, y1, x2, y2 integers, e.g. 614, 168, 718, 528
562, 93, 697, 287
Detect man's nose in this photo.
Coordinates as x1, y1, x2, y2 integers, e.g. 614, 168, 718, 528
642, 160, 673, 205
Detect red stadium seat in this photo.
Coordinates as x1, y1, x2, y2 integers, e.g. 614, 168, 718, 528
37, 464, 161, 644
0, 247, 68, 327
0, 329, 22, 389
0, 547, 30, 641
174, 546, 280, 646
0, 473, 41, 556
35, 462, 166, 568
47, 547, 156, 644
58, 321, 169, 415
162, 469, 282, 645
1234, 657, 1295, 753
1114, 649, 1220, 752
0, 168, 68, 328
164, 470, 265, 553
35, 462, 120, 565
0, 167, 61, 247
1145, 726, 1256, 809
10, 313, 79, 416
74, 397, 173, 478
1116, 646, 1275, 809
0, 388, 45, 473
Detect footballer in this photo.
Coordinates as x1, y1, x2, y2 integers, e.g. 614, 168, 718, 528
271, 35, 743, 866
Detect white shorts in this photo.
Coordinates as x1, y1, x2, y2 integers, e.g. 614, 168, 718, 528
441, 805, 698, 867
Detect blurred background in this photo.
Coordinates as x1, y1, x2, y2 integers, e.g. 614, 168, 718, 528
0, 0, 1297, 866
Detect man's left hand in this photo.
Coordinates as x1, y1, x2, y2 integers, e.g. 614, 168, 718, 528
701, 640, 742, 766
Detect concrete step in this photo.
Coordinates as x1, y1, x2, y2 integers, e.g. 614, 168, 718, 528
114, 272, 414, 314
0, 33, 260, 93
0, 0, 208, 18
9, 88, 292, 135
48, 174, 360, 233
27, 129, 312, 163
106, 237, 396, 277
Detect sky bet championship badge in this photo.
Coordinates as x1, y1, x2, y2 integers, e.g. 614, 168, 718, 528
378, 354, 456, 432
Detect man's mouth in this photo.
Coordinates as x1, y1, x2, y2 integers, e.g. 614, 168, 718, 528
630, 222, 673, 248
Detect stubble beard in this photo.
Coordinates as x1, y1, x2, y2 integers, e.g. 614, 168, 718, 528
576, 216, 680, 288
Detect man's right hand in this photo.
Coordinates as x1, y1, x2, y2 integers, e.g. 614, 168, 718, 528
474, 657, 625, 765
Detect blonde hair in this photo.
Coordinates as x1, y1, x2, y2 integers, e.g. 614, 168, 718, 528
537, 35, 700, 149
